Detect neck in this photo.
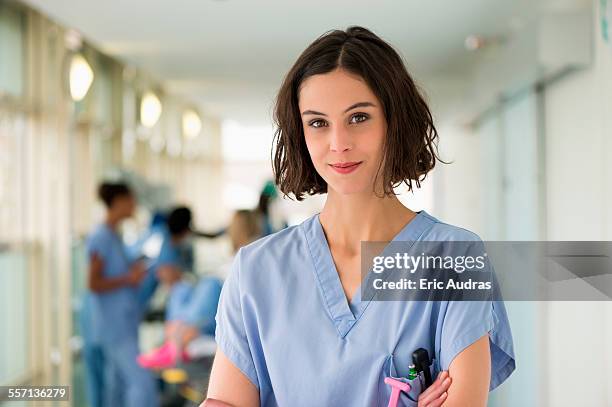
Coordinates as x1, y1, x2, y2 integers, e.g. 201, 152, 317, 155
319, 188, 415, 254
105, 212, 122, 230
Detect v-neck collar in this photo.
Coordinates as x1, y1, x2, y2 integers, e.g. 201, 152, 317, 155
302, 210, 436, 338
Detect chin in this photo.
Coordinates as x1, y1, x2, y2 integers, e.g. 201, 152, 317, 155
326, 180, 372, 196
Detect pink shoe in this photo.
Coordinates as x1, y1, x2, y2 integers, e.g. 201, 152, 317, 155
138, 342, 174, 368
137, 342, 191, 369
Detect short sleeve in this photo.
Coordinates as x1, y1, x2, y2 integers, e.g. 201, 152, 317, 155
438, 299, 516, 390
87, 231, 111, 261
214, 249, 259, 389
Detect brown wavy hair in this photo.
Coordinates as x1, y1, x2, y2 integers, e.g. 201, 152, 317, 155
272, 26, 442, 201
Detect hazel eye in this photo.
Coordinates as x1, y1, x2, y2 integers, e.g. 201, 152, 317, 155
349, 113, 369, 124
309, 119, 328, 128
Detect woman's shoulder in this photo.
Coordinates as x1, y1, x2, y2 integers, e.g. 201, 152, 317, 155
236, 215, 313, 264
419, 211, 483, 242
87, 223, 112, 245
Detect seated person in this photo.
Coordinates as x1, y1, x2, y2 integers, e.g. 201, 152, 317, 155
138, 209, 262, 369
135, 207, 225, 313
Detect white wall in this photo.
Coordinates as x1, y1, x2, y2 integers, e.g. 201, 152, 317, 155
431, 2, 612, 405
428, 124, 483, 234
542, 2, 612, 405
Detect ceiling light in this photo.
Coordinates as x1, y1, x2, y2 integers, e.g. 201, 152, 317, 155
182, 109, 202, 139
140, 91, 162, 128
464, 35, 486, 51
69, 54, 94, 101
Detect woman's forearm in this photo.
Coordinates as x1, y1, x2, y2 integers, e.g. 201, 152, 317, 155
89, 273, 130, 292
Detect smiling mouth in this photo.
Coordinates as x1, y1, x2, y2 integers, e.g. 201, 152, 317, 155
329, 161, 363, 174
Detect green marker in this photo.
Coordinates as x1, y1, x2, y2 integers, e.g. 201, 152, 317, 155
408, 364, 418, 380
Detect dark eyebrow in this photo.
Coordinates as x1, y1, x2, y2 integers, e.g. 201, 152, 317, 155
301, 101, 376, 117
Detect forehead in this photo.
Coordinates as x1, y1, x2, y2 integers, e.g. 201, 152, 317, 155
298, 69, 378, 113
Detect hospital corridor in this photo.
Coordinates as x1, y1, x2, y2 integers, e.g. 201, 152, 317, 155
1, 0, 612, 406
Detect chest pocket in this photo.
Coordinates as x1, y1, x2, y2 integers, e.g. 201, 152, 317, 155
378, 354, 438, 407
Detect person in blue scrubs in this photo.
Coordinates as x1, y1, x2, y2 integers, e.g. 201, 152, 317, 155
205, 26, 515, 407
130, 211, 169, 312
138, 277, 223, 369
79, 291, 106, 407
138, 209, 257, 369
87, 182, 159, 407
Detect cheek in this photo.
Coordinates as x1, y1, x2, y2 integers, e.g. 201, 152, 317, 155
368, 122, 386, 147
362, 126, 385, 160
304, 133, 327, 165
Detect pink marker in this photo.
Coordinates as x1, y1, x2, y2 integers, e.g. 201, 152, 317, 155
384, 377, 411, 407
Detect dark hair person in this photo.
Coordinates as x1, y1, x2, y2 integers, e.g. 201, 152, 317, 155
167, 206, 193, 237
205, 26, 515, 407
85, 182, 159, 406
97, 182, 133, 208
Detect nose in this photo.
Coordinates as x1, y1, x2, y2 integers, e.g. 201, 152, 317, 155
329, 125, 352, 153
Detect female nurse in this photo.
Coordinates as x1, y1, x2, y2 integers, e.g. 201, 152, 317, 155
87, 182, 159, 407
205, 26, 515, 407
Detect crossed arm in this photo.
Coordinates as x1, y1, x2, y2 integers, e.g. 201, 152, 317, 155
202, 333, 491, 407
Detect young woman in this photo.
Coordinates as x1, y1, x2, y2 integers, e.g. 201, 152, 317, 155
205, 27, 515, 407
86, 182, 159, 407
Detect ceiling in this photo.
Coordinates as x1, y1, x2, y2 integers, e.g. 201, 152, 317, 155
23, 0, 539, 125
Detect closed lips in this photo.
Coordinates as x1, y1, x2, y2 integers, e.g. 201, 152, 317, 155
330, 162, 361, 168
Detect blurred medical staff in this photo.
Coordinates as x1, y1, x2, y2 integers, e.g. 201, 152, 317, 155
128, 211, 169, 311
256, 180, 288, 236
86, 182, 159, 407
138, 209, 260, 369
79, 292, 106, 407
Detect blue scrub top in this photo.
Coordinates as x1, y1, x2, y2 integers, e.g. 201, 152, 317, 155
86, 223, 140, 344
156, 228, 180, 267
149, 226, 193, 272
138, 226, 195, 306
215, 210, 516, 406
